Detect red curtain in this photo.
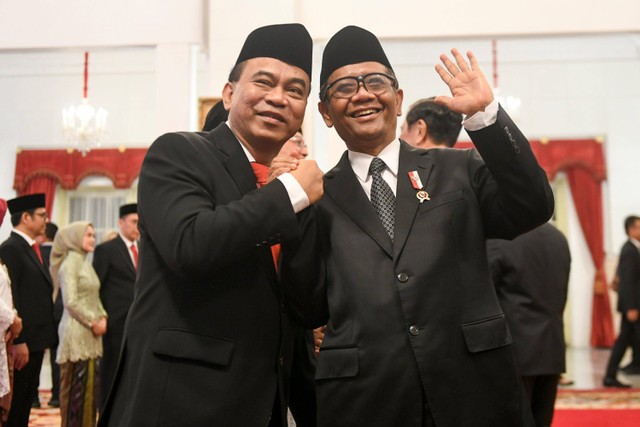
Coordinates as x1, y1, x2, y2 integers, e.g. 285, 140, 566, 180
13, 147, 147, 223
20, 175, 58, 216
566, 167, 614, 347
13, 148, 147, 192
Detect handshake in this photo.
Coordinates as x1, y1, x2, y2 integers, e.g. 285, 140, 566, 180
268, 132, 324, 204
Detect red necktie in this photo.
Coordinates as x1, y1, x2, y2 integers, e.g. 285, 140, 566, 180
251, 162, 269, 187
250, 162, 280, 268
32, 244, 44, 265
130, 244, 138, 269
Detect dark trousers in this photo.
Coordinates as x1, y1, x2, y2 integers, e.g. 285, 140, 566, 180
629, 334, 640, 366
606, 314, 640, 377
288, 328, 317, 427
522, 374, 560, 427
7, 350, 45, 427
49, 348, 60, 400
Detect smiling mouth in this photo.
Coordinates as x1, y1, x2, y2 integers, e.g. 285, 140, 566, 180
351, 108, 380, 118
259, 112, 285, 122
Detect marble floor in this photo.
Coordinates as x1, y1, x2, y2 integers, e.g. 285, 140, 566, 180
564, 346, 640, 389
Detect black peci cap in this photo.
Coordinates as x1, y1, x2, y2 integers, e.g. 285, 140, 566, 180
119, 203, 137, 218
320, 25, 393, 87
202, 101, 229, 132
7, 193, 46, 215
235, 23, 313, 79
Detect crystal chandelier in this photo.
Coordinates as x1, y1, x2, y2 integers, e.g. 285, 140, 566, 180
62, 52, 108, 156
491, 40, 521, 122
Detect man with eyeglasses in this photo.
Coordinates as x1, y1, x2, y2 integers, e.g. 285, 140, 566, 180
283, 26, 553, 426
0, 193, 57, 426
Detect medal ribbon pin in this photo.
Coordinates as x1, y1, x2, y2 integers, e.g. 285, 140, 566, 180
408, 171, 430, 203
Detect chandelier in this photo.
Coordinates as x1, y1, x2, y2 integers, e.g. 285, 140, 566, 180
491, 40, 521, 122
62, 52, 108, 155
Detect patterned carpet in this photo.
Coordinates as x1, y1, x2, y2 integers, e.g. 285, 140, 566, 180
555, 388, 640, 409
553, 389, 640, 427
28, 391, 60, 427
26, 388, 640, 426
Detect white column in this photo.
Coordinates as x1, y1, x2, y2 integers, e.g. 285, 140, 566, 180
155, 43, 197, 134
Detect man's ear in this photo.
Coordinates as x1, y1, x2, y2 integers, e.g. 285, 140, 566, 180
318, 101, 334, 128
395, 88, 404, 117
222, 82, 234, 110
417, 119, 428, 141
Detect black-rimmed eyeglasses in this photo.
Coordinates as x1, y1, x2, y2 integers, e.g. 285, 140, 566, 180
320, 73, 398, 101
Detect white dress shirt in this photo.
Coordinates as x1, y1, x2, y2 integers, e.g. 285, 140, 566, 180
348, 99, 499, 194
228, 122, 310, 214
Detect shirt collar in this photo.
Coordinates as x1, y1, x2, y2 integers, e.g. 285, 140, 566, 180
12, 228, 36, 246
630, 237, 640, 250
226, 121, 255, 162
119, 233, 136, 248
348, 139, 400, 182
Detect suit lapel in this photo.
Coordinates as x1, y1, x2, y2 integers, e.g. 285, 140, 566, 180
116, 236, 136, 275
208, 125, 280, 289
393, 141, 433, 258
210, 124, 260, 197
325, 152, 393, 258
13, 232, 53, 286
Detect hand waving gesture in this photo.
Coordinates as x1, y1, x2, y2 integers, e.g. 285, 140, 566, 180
434, 49, 494, 117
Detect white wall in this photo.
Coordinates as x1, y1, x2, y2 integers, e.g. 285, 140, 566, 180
299, 0, 640, 40
0, 0, 204, 49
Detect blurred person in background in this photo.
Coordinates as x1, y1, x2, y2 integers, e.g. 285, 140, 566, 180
0, 199, 23, 423
0, 194, 57, 427
31, 222, 60, 409
399, 97, 462, 149
50, 222, 107, 426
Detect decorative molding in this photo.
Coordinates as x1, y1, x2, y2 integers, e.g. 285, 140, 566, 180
14, 147, 147, 192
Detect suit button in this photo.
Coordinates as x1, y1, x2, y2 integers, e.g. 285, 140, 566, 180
397, 273, 409, 283
409, 325, 419, 336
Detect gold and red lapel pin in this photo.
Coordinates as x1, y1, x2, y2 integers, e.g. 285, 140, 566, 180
408, 171, 430, 203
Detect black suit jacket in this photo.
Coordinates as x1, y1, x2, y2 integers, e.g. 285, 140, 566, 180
283, 107, 554, 427
100, 124, 304, 427
617, 240, 640, 313
40, 243, 63, 324
93, 235, 136, 404
0, 232, 57, 352
487, 223, 571, 376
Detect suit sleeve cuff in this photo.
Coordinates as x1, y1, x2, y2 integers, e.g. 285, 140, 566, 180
277, 173, 310, 214
463, 98, 499, 131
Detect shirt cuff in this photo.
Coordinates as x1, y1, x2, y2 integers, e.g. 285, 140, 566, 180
462, 98, 499, 131
277, 173, 310, 214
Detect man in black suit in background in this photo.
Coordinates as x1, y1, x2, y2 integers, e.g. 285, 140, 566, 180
0, 194, 58, 426
30, 222, 60, 409
93, 203, 139, 409
603, 215, 640, 387
487, 222, 571, 427
399, 97, 462, 149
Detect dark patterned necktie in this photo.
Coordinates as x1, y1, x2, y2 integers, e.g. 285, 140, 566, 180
369, 157, 396, 241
